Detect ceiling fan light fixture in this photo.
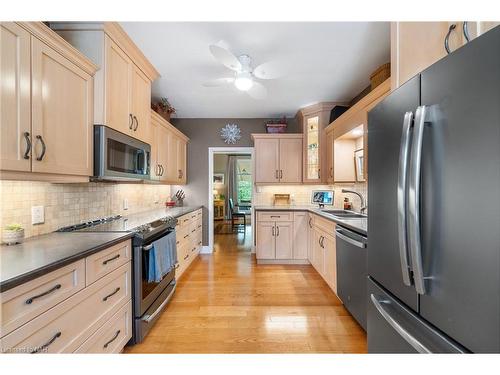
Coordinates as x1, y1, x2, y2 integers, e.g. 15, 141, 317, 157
234, 72, 253, 91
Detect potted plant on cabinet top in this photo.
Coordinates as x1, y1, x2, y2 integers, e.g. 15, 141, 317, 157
151, 97, 176, 122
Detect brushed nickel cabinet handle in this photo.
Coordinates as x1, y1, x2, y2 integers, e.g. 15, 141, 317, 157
26, 284, 61, 304
23, 132, 31, 159
30, 332, 61, 353
183, 254, 189, 260
103, 330, 121, 349
102, 287, 120, 302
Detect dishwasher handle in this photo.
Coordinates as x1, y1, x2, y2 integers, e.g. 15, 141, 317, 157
335, 227, 367, 248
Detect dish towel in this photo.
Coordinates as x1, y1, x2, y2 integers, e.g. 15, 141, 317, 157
147, 231, 178, 283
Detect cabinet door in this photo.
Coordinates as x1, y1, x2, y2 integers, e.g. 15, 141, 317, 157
131, 65, 151, 143
323, 233, 337, 293
1, 22, 31, 172
149, 119, 160, 180
292, 212, 309, 260
155, 125, 170, 182
31, 38, 93, 176
164, 130, 177, 182
256, 222, 275, 259
325, 130, 334, 183
278, 138, 302, 183
105, 36, 132, 135
175, 136, 187, 184
391, 22, 463, 89
254, 138, 279, 183
275, 221, 293, 259
304, 115, 321, 182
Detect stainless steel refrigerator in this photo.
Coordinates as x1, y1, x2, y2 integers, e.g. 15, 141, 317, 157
367, 26, 500, 353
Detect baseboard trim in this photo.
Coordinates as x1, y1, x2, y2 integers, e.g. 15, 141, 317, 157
200, 246, 212, 254
256, 259, 310, 265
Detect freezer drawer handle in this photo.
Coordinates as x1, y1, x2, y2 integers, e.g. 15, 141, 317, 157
142, 283, 177, 323
408, 105, 428, 295
370, 294, 431, 354
335, 229, 366, 248
397, 111, 414, 286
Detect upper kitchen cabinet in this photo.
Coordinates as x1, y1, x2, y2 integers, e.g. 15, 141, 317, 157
150, 110, 189, 184
391, 22, 499, 89
326, 78, 390, 182
1, 23, 31, 173
1, 22, 97, 182
296, 102, 336, 183
252, 134, 302, 184
49, 22, 159, 143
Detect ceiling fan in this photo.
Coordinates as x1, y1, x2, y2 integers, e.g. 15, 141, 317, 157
203, 41, 284, 99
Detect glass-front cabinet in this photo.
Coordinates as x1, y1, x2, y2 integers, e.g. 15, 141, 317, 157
297, 102, 336, 183
305, 116, 320, 180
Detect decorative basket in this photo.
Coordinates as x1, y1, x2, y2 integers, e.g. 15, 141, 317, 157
265, 123, 287, 133
2, 228, 25, 245
151, 104, 172, 122
370, 62, 391, 90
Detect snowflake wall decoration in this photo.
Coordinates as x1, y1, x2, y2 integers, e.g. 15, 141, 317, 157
220, 124, 242, 144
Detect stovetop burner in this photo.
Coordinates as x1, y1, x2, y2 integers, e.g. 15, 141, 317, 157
57, 215, 122, 232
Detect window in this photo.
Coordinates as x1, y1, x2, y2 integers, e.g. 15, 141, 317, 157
236, 158, 252, 203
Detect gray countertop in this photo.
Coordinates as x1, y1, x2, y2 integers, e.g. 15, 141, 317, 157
0, 206, 202, 292
254, 205, 367, 235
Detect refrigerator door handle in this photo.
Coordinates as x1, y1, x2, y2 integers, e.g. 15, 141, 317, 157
397, 111, 414, 286
370, 294, 431, 353
408, 105, 427, 295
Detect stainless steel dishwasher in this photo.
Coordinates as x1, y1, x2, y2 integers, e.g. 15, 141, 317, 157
335, 224, 368, 330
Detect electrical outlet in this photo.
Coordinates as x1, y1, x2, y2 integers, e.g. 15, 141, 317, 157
123, 199, 129, 210
31, 206, 45, 225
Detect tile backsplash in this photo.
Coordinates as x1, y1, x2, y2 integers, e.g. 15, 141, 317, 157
0, 181, 171, 239
254, 183, 367, 211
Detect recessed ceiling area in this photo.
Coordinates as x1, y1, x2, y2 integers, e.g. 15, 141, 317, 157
121, 22, 390, 118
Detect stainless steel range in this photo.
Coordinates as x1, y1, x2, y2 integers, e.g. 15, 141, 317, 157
58, 212, 178, 344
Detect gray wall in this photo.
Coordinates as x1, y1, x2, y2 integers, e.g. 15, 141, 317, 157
171, 118, 299, 245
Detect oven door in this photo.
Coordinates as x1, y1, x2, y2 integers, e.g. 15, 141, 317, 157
94, 125, 151, 181
133, 232, 177, 318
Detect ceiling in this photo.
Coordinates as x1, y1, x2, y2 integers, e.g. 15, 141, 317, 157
121, 22, 390, 118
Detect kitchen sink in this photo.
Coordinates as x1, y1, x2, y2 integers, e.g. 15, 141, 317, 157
321, 209, 366, 218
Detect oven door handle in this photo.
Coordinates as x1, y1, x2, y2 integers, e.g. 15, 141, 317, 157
142, 283, 177, 323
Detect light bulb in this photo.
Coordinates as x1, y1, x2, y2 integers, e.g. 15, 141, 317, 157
234, 72, 253, 91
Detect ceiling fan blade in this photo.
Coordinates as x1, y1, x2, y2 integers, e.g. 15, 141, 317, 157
253, 60, 284, 80
247, 81, 267, 100
209, 43, 242, 71
202, 78, 235, 87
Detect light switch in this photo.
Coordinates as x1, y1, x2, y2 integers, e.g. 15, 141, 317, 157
31, 206, 45, 225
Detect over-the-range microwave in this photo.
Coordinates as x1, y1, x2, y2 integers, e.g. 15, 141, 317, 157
94, 125, 151, 181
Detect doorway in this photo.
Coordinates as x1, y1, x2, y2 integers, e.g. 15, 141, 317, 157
208, 147, 255, 253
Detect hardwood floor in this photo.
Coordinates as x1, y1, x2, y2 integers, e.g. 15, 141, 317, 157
125, 223, 367, 353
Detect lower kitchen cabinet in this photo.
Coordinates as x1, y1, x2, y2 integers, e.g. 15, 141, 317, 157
292, 212, 309, 260
175, 208, 203, 278
0, 239, 132, 353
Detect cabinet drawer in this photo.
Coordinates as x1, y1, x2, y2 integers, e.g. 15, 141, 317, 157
0, 263, 131, 354
257, 211, 293, 222
313, 214, 336, 234
177, 214, 192, 227
74, 300, 131, 353
85, 240, 131, 285
1, 260, 85, 338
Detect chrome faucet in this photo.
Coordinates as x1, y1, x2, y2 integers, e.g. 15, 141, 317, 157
341, 189, 367, 214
